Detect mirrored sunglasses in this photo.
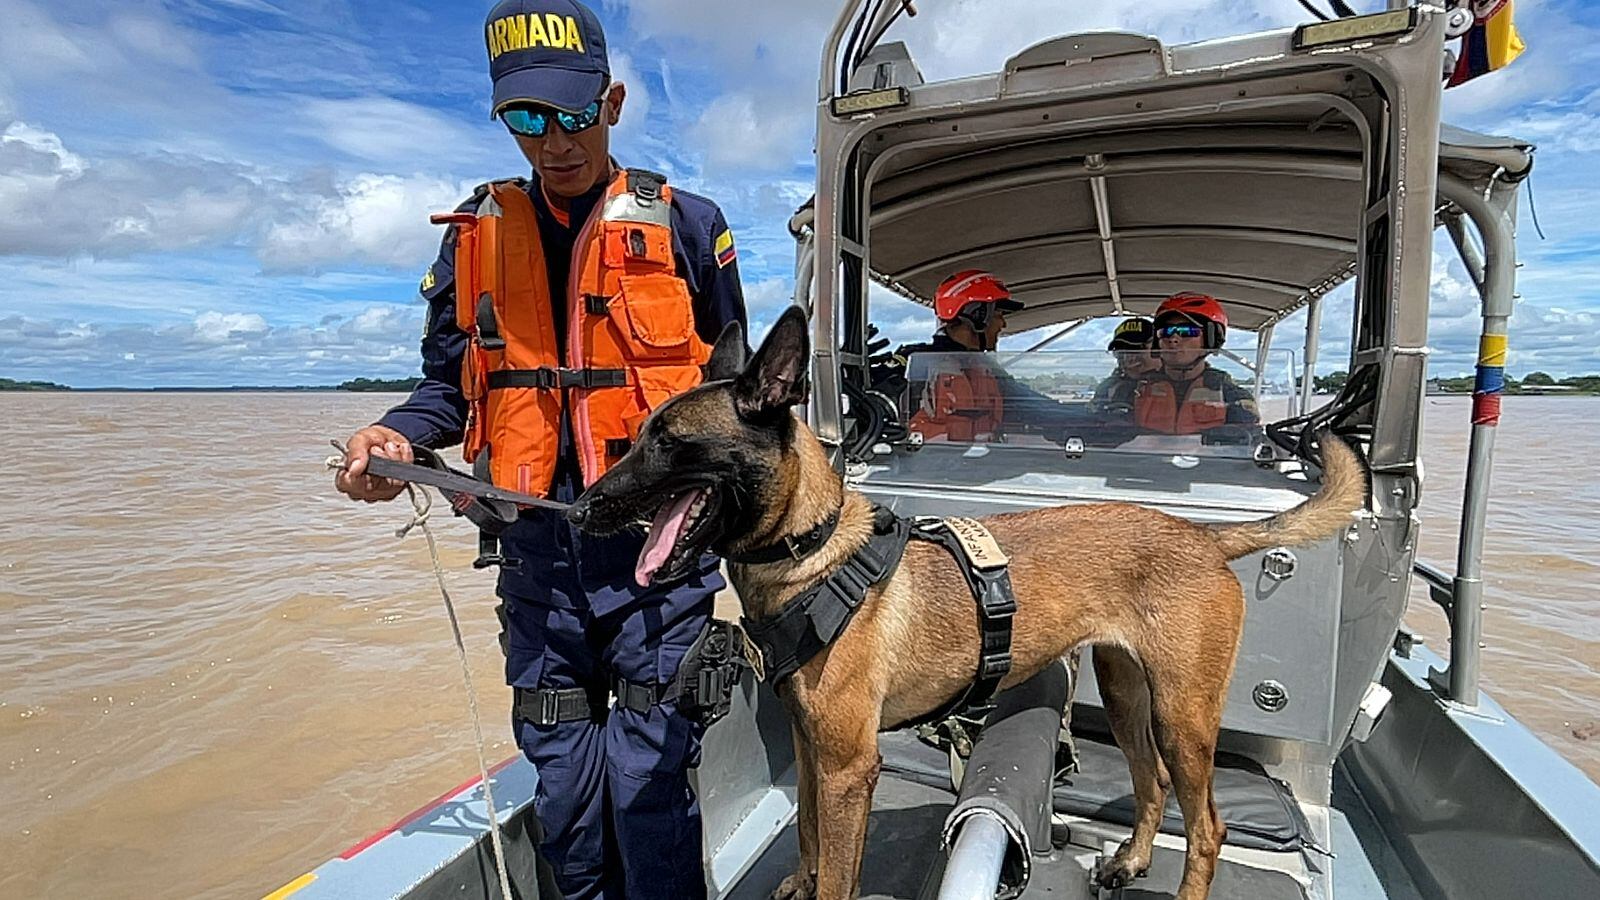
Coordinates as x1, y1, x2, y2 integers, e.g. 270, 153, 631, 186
1157, 323, 1205, 340
501, 98, 604, 138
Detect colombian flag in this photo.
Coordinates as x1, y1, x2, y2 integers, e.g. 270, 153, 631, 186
1448, 0, 1526, 87
714, 228, 736, 268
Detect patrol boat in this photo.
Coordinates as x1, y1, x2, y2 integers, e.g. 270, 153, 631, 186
273, 3, 1600, 898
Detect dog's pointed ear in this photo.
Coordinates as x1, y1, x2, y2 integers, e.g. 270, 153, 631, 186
736, 306, 810, 418
705, 321, 746, 382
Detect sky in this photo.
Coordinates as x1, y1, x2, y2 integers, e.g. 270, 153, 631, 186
0, 0, 1596, 387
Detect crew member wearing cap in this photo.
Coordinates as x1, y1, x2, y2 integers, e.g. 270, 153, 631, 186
332, 3, 746, 897
1091, 317, 1159, 419
873, 269, 1078, 442
1133, 292, 1259, 438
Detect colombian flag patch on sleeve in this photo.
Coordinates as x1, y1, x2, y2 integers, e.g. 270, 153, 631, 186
714, 228, 736, 268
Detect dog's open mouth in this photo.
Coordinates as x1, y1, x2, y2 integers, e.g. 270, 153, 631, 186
635, 486, 721, 587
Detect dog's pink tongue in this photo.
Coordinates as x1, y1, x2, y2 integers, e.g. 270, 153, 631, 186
636, 489, 702, 587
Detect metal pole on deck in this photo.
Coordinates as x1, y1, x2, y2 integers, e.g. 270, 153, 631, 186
1252, 323, 1274, 405
1301, 295, 1323, 414
1437, 176, 1519, 708
938, 815, 1010, 900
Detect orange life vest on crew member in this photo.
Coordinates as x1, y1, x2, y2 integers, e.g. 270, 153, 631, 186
438, 169, 711, 495
1134, 371, 1228, 434
910, 361, 1005, 442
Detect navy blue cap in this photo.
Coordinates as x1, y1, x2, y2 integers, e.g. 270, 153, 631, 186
485, 0, 609, 117
1108, 317, 1155, 351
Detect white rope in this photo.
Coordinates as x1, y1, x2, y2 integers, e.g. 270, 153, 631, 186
328, 443, 516, 898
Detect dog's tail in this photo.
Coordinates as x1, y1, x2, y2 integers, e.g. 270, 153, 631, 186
1209, 434, 1368, 560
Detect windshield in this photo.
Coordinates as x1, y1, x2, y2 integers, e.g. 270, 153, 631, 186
854, 348, 1307, 513
894, 348, 1293, 457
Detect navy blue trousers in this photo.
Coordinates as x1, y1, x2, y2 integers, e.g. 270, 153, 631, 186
499, 511, 720, 900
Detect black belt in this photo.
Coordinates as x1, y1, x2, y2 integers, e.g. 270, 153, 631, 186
514, 686, 605, 726
512, 621, 752, 729
487, 367, 629, 390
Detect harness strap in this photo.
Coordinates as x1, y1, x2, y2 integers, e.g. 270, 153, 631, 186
470, 451, 520, 571
906, 517, 1017, 722
475, 292, 506, 351
486, 367, 630, 390
741, 509, 910, 684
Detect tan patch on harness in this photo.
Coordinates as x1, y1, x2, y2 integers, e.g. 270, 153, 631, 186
942, 517, 1008, 570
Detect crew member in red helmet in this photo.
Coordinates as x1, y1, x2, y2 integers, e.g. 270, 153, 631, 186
1134, 292, 1260, 437
873, 269, 1076, 442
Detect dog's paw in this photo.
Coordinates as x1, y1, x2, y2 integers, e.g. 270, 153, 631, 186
1092, 839, 1150, 890
771, 871, 816, 900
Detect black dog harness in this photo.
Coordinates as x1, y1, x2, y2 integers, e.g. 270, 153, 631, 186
737, 506, 911, 684
738, 506, 1017, 723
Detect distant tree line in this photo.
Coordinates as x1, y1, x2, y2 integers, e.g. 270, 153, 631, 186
1311, 370, 1600, 395
0, 377, 70, 391
1014, 372, 1101, 392
339, 377, 423, 392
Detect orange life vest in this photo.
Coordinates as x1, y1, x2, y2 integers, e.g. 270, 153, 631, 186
438, 169, 711, 496
909, 360, 1005, 442
1134, 372, 1229, 434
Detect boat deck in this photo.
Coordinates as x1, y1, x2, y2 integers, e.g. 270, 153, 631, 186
725, 732, 1424, 900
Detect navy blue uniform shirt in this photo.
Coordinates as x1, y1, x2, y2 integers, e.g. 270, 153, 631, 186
376, 170, 747, 605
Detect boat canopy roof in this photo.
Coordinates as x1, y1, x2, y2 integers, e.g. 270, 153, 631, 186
863, 113, 1532, 334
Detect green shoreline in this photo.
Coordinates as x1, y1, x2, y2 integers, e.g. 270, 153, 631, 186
0, 377, 423, 393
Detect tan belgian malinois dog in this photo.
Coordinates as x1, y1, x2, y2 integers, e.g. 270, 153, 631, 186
567, 307, 1367, 900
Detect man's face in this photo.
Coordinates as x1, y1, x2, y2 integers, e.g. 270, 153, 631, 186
1156, 317, 1209, 369
946, 302, 1008, 351
1117, 348, 1161, 377
982, 310, 1008, 350
511, 82, 626, 197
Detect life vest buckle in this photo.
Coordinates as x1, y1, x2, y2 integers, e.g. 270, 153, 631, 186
626, 168, 666, 206
476, 292, 506, 351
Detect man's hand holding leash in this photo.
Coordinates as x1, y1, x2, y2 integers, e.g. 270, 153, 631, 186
335, 424, 414, 502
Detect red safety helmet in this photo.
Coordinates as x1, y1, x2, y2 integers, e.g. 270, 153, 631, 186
1155, 291, 1228, 349
933, 269, 1023, 325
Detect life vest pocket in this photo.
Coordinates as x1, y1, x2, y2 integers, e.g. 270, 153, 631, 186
619, 363, 705, 441
609, 275, 697, 359
602, 219, 673, 270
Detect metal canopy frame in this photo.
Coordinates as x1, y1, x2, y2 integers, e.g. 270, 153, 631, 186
809, 6, 1448, 501
804, 2, 1535, 711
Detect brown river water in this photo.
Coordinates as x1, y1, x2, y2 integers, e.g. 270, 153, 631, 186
1, 392, 1596, 899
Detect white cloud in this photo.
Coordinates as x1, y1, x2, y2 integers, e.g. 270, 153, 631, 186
260, 172, 472, 274
192, 311, 269, 344
0, 121, 264, 257
693, 92, 812, 172
0, 304, 427, 388
608, 51, 654, 146
0, 120, 473, 273
299, 97, 487, 168
1491, 97, 1600, 157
